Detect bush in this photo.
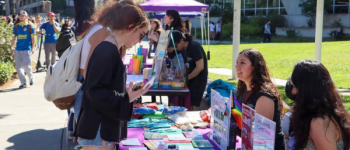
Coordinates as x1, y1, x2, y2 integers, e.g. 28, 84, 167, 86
0, 62, 14, 83
241, 23, 261, 37
0, 21, 15, 84
222, 22, 233, 39
285, 28, 300, 38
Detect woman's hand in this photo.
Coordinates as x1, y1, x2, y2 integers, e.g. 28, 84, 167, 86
127, 81, 151, 103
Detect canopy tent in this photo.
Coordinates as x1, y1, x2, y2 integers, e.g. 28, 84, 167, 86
154, 12, 204, 18
140, 0, 211, 53
140, 0, 209, 12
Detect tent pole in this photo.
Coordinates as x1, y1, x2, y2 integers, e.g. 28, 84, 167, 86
207, 12, 210, 52
231, 0, 241, 80
195, 17, 197, 38
204, 17, 207, 46
315, 0, 324, 62
201, 17, 204, 45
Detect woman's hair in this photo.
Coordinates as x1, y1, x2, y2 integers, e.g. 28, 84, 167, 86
185, 20, 190, 30
73, 0, 95, 35
171, 31, 193, 44
152, 19, 163, 32
236, 49, 284, 116
289, 60, 350, 150
165, 10, 186, 33
95, 0, 149, 58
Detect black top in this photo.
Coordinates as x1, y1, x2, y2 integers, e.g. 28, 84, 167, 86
74, 41, 133, 141
153, 30, 161, 52
185, 40, 208, 81
237, 88, 285, 150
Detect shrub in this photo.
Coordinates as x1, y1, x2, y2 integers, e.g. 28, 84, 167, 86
0, 21, 15, 84
241, 23, 261, 36
285, 28, 300, 38
267, 14, 287, 34
222, 21, 233, 39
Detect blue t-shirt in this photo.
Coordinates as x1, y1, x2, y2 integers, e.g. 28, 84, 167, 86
13, 23, 36, 51
40, 22, 60, 43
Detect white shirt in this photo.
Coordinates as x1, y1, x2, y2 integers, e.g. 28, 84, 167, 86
80, 24, 104, 69
209, 24, 215, 32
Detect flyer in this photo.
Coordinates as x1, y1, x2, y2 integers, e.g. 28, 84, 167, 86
253, 114, 276, 150
241, 104, 256, 150
210, 89, 232, 150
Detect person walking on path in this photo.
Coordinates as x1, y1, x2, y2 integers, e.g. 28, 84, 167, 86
215, 21, 221, 41
38, 12, 60, 69
263, 20, 271, 43
11, 10, 36, 89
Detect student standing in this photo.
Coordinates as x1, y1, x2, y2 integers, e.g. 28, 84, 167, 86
263, 20, 271, 43
215, 21, 221, 41
74, 1, 150, 149
209, 21, 215, 40
39, 12, 60, 68
10, 10, 36, 89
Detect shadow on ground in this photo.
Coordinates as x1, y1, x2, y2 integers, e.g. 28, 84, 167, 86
6, 128, 77, 150
0, 114, 10, 119
0, 88, 22, 93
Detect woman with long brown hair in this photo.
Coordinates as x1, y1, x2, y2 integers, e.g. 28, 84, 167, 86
286, 60, 350, 150
147, 19, 163, 52
74, 1, 150, 149
235, 49, 285, 149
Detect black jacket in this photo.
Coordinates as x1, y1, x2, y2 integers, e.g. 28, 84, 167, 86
74, 41, 132, 141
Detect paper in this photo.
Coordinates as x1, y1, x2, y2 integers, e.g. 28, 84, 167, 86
167, 134, 187, 141
126, 75, 144, 85
143, 75, 157, 90
179, 146, 195, 150
129, 148, 147, 150
121, 138, 141, 146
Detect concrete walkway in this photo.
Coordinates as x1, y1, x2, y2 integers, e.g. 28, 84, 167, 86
208, 68, 350, 96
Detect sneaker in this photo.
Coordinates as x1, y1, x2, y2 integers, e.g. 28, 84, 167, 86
30, 79, 34, 86
19, 84, 27, 89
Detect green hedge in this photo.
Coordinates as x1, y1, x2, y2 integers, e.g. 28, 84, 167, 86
0, 21, 15, 84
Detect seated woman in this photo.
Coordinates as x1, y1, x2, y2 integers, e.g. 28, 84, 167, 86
168, 31, 208, 109
235, 49, 285, 149
286, 60, 350, 150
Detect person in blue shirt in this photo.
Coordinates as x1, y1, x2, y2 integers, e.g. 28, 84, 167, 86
38, 12, 60, 68
11, 10, 36, 89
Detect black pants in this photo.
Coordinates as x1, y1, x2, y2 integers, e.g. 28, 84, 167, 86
263, 34, 271, 42
215, 32, 221, 40
188, 79, 207, 107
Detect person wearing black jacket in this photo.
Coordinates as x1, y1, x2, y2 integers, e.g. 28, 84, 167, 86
74, 1, 150, 149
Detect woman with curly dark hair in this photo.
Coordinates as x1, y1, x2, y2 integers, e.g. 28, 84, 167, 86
286, 60, 350, 150
235, 48, 285, 149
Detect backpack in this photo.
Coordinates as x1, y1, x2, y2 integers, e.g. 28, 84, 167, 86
56, 29, 75, 58
43, 38, 84, 110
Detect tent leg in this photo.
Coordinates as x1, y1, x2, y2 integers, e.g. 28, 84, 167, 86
230, 0, 241, 80
201, 17, 204, 45
315, 0, 324, 62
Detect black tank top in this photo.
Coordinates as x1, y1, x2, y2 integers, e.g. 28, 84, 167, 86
237, 88, 285, 150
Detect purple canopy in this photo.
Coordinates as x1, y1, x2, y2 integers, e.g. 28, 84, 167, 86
140, 0, 210, 12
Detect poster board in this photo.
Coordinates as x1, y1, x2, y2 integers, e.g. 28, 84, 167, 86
241, 104, 255, 150
210, 89, 232, 150
152, 30, 170, 77
242, 104, 276, 150
254, 114, 276, 150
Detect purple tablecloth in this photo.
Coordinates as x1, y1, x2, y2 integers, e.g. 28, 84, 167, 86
119, 128, 241, 150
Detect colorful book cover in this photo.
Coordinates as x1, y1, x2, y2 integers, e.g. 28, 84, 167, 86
191, 140, 214, 148
182, 131, 203, 139
144, 132, 163, 140
133, 59, 140, 74
137, 55, 143, 73
128, 59, 134, 75
144, 142, 157, 150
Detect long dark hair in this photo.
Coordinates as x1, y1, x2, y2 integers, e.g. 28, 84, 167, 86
165, 10, 186, 33
73, 0, 95, 35
236, 49, 284, 116
289, 60, 350, 150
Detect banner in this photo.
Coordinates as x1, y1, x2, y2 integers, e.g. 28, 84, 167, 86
242, 104, 255, 150
210, 89, 232, 150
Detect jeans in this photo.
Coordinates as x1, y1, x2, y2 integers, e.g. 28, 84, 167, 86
67, 109, 74, 131
67, 74, 84, 132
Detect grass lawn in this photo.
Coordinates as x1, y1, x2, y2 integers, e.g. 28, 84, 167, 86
208, 73, 350, 111
204, 41, 350, 89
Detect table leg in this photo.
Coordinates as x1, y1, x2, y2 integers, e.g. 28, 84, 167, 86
151, 96, 156, 103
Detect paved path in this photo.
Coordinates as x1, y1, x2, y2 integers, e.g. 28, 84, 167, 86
208, 68, 350, 96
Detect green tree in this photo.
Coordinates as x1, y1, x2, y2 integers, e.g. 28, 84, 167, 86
299, 0, 333, 27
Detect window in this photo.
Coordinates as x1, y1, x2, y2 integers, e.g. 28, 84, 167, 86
268, 0, 279, 7
334, 6, 349, 13
245, 0, 255, 8
256, 9, 267, 15
257, 0, 267, 8
245, 9, 256, 16
268, 9, 279, 15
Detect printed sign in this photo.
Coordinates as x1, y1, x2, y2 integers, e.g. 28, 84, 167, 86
156, 30, 170, 58
210, 90, 232, 150
242, 104, 255, 150
253, 114, 276, 150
